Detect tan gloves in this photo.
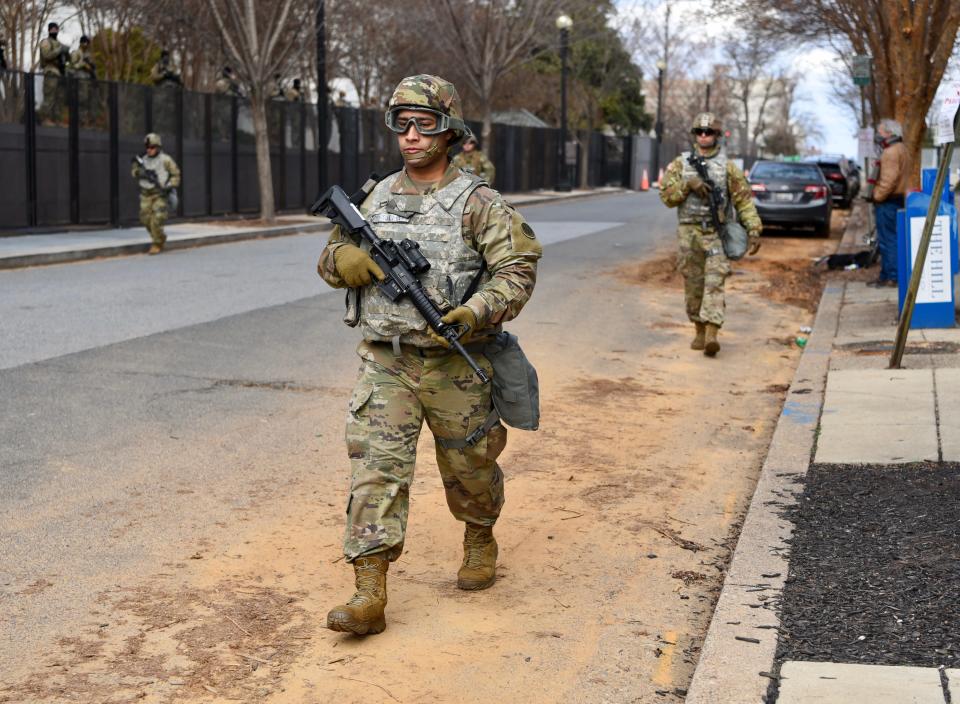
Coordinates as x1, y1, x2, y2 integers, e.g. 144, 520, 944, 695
333, 243, 384, 287
748, 232, 762, 255
686, 175, 713, 199
428, 306, 477, 348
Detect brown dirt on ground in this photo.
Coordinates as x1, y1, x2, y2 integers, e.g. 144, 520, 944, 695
1, 211, 854, 703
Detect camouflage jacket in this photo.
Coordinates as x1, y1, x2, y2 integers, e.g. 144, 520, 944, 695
131, 151, 181, 194
39, 37, 68, 76
453, 150, 496, 185
659, 146, 762, 235
69, 48, 96, 79
318, 161, 542, 339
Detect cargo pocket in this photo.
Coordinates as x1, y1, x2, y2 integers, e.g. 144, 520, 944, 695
345, 382, 374, 460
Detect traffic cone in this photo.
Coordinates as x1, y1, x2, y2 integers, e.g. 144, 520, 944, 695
640, 169, 650, 191
657, 168, 664, 187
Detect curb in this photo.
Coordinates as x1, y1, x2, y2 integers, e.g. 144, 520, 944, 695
0, 189, 630, 271
0, 222, 330, 270
685, 279, 845, 703
507, 187, 629, 207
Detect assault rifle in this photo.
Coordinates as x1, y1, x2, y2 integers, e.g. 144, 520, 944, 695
311, 184, 491, 384
56, 45, 68, 76
131, 155, 166, 191
686, 152, 724, 233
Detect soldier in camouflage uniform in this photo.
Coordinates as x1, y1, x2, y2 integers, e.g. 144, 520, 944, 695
453, 135, 496, 186
149, 50, 182, 87
69, 35, 96, 79
659, 113, 762, 356
215, 66, 243, 97
131, 133, 180, 254
38, 23, 69, 124
317, 74, 542, 636
283, 78, 303, 102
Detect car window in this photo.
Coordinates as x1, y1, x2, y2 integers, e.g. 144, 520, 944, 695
750, 162, 823, 180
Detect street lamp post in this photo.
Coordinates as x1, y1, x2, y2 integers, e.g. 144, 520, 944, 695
556, 13, 573, 192
653, 59, 666, 186
315, 0, 327, 191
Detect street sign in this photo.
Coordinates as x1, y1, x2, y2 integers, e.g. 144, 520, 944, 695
934, 81, 960, 144
857, 127, 875, 164
852, 55, 872, 86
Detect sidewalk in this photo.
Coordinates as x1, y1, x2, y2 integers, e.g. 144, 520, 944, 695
0, 187, 624, 270
687, 202, 960, 703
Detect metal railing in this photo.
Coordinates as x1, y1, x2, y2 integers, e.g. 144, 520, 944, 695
0, 70, 634, 233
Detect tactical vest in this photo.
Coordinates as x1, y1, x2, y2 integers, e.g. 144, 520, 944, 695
139, 152, 173, 193
678, 150, 728, 225
347, 171, 489, 346
39, 38, 65, 75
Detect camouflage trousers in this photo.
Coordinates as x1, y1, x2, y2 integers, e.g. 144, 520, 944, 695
139, 192, 169, 246
341, 340, 506, 563
677, 224, 731, 327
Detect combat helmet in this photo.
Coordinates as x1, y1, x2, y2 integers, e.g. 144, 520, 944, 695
144, 132, 162, 148
690, 112, 722, 135
385, 74, 467, 144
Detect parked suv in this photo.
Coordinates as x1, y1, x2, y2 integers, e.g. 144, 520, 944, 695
802, 155, 859, 208
749, 160, 833, 237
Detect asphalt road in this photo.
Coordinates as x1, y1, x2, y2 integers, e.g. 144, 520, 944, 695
0, 191, 677, 679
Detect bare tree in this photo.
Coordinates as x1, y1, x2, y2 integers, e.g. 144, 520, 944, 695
1, 0, 67, 71
205, 0, 311, 221
723, 34, 781, 158
428, 0, 561, 147
715, 0, 960, 188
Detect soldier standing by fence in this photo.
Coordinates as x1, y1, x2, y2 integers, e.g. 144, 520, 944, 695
69, 36, 96, 79
453, 135, 496, 186
38, 22, 69, 124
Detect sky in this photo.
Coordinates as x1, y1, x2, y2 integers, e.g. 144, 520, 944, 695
612, 1, 864, 157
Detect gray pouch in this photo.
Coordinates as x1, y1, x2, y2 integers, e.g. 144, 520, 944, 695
722, 200, 748, 260
484, 331, 539, 431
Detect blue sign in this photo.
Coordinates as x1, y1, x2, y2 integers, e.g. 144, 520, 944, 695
896, 168, 958, 328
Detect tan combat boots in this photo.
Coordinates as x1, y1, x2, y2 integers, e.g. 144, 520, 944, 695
704, 323, 721, 356
691, 322, 706, 350
457, 523, 498, 590
326, 554, 389, 635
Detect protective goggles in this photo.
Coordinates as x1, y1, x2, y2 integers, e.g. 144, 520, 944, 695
692, 128, 717, 136
385, 107, 452, 136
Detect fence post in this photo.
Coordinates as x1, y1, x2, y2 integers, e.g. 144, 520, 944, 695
231, 97, 238, 214
278, 104, 287, 211
109, 81, 120, 227
25, 73, 38, 227
68, 78, 79, 224
175, 87, 184, 217
204, 93, 213, 216
300, 101, 307, 207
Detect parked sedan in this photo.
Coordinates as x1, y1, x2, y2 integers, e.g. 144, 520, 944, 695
802, 155, 859, 208
749, 160, 833, 237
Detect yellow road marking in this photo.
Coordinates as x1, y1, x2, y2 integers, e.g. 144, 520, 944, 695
653, 629, 678, 686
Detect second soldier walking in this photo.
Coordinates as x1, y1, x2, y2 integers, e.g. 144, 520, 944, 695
659, 113, 762, 356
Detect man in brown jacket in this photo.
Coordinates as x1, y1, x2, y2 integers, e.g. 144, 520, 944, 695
870, 119, 909, 286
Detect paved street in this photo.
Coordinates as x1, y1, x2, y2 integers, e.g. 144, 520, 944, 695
0, 192, 840, 702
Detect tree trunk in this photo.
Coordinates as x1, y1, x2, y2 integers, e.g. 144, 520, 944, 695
250, 95, 276, 222
481, 104, 493, 154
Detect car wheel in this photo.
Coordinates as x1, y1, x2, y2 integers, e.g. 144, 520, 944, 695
814, 220, 831, 237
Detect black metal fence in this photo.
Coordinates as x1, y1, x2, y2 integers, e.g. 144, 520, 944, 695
0, 70, 633, 232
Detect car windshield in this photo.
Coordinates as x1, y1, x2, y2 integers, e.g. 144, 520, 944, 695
750, 163, 823, 180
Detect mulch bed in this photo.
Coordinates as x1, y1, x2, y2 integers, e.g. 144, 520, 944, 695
776, 462, 960, 668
